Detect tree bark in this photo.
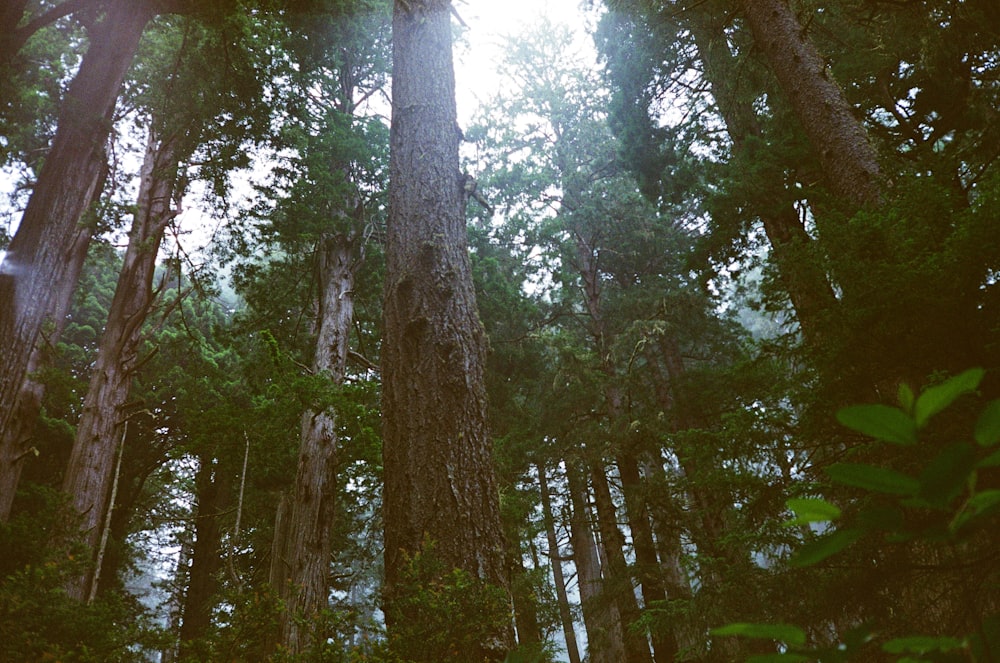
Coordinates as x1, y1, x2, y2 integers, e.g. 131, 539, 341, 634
276, 232, 357, 653
62, 124, 180, 600
382, 0, 512, 658
740, 0, 881, 209
537, 463, 582, 663
0, 0, 152, 518
566, 460, 625, 663
0, 208, 98, 521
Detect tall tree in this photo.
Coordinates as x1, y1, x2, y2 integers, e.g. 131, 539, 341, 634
0, 1, 153, 519
61, 121, 183, 601
381, 0, 512, 658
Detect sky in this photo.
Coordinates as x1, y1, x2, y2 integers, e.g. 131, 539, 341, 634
452, 0, 600, 123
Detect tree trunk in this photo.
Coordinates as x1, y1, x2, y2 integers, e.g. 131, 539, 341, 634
62, 124, 180, 600
740, 0, 881, 208
566, 460, 625, 663
0, 0, 152, 517
537, 463, 582, 663
508, 541, 542, 648
0, 214, 98, 521
589, 463, 653, 663
572, 230, 669, 661
687, 10, 838, 345
382, 0, 512, 658
276, 232, 357, 653
178, 451, 227, 657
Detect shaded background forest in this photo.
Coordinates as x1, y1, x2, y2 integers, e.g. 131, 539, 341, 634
1, 0, 999, 661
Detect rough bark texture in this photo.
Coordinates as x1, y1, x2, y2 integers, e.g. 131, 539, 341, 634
382, 0, 512, 658
0, 0, 152, 519
62, 126, 179, 600
741, 0, 881, 208
537, 463, 582, 663
566, 460, 625, 663
274, 233, 357, 653
0, 215, 97, 521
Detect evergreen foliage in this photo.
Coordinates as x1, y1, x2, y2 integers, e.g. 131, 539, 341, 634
0, 0, 998, 660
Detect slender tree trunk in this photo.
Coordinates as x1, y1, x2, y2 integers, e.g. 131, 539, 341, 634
0, 0, 152, 518
740, 0, 881, 208
572, 231, 669, 661
178, 451, 227, 657
62, 125, 180, 600
276, 232, 357, 653
382, 1, 512, 658
508, 542, 542, 648
537, 463, 582, 663
566, 460, 626, 663
589, 463, 653, 663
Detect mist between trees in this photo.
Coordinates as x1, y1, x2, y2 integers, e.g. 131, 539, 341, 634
1, 0, 999, 661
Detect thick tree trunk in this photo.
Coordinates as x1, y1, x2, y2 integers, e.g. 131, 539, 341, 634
382, 0, 512, 658
688, 11, 838, 344
62, 126, 180, 600
566, 460, 625, 663
537, 463, 582, 663
0, 216, 97, 521
0, 0, 152, 517
741, 0, 881, 208
276, 232, 357, 653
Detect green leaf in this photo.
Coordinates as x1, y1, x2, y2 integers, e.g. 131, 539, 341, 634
883, 635, 964, 654
974, 399, 1000, 446
898, 383, 915, 413
826, 463, 920, 496
836, 404, 917, 445
979, 448, 1000, 468
785, 498, 841, 526
917, 442, 976, 507
790, 528, 863, 567
914, 368, 984, 428
952, 490, 1000, 533
711, 623, 806, 647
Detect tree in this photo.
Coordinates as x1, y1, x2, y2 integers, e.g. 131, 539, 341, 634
0, 1, 153, 520
381, 0, 513, 659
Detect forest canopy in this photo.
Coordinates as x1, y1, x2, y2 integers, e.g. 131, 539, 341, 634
0, 0, 998, 661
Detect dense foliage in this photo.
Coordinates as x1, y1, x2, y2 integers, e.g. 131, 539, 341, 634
1, 0, 998, 661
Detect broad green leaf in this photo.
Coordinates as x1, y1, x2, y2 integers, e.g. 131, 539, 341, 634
917, 442, 976, 507
836, 404, 916, 445
914, 368, 984, 428
951, 490, 1000, 533
826, 463, 920, 496
883, 635, 964, 654
785, 498, 841, 526
711, 623, 806, 647
974, 399, 1000, 446
790, 528, 863, 567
